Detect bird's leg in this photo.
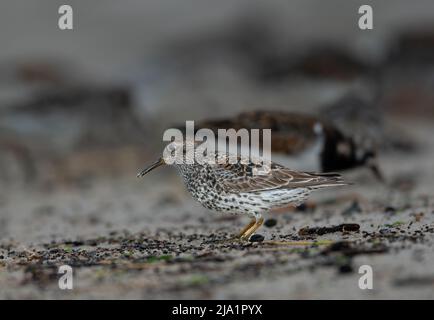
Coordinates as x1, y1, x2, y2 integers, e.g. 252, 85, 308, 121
236, 218, 256, 239
217, 217, 263, 243
241, 217, 264, 240
215, 218, 256, 243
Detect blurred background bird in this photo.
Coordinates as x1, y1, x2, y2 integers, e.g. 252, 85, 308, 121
177, 110, 384, 182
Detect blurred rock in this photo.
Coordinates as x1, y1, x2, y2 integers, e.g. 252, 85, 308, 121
388, 28, 434, 66
0, 86, 145, 152
0, 86, 150, 186
382, 28, 434, 119
257, 46, 377, 83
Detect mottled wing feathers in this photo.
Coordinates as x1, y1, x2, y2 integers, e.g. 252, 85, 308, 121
211, 156, 346, 194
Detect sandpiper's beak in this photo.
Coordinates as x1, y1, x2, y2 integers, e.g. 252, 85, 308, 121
137, 158, 165, 178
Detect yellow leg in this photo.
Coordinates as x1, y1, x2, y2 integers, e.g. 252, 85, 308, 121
240, 217, 264, 240
216, 218, 256, 243
237, 218, 256, 238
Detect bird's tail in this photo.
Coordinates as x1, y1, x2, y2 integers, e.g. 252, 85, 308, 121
308, 172, 351, 189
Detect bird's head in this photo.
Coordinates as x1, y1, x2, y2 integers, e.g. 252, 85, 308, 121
137, 140, 198, 177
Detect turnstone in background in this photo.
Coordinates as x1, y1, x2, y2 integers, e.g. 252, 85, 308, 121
186, 110, 384, 181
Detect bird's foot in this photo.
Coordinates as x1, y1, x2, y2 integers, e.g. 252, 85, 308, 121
215, 235, 246, 244
214, 216, 265, 244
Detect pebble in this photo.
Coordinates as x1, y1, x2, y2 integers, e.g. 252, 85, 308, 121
385, 206, 397, 215
264, 219, 277, 228
339, 264, 353, 274
249, 234, 265, 242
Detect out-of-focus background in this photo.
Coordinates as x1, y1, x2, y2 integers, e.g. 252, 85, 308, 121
0, 0, 433, 299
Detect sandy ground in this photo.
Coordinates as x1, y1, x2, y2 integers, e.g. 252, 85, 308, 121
0, 120, 433, 299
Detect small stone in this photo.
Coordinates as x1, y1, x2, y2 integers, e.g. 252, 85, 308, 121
342, 224, 360, 232
321, 241, 351, 255
295, 203, 316, 212
264, 219, 277, 228
379, 228, 393, 236
384, 206, 396, 215
296, 203, 307, 211
249, 234, 265, 242
339, 264, 353, 274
